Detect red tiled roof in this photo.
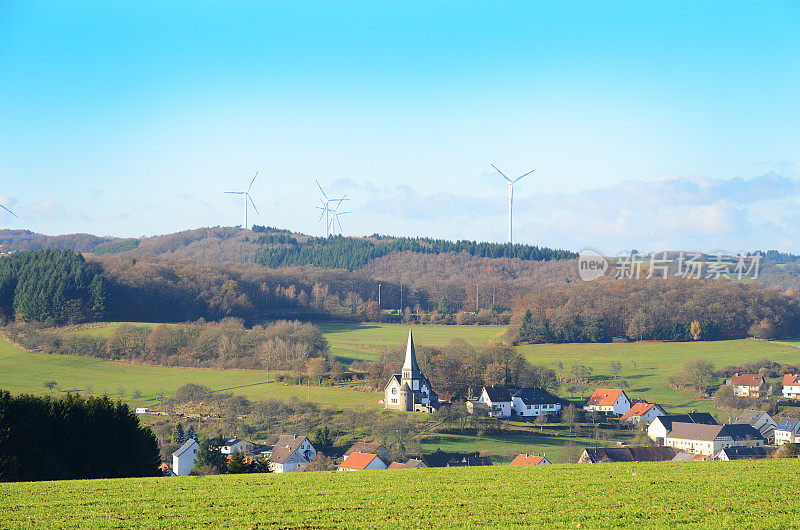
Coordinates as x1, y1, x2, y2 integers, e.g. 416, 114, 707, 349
338, 452, 381, 470
731, 373, 763, 387
509, 454, 548, 466
586, 389, 625, 407
620, 402, 656, 421
387, 462, 405, 469
783, 374, 800, 386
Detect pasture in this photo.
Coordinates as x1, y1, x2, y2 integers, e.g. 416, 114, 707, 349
1, 459, 798, 528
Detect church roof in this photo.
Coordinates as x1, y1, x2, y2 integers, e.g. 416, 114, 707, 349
403, 328, 419, 374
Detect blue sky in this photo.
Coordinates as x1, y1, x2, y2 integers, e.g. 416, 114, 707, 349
1, 1, 799, 253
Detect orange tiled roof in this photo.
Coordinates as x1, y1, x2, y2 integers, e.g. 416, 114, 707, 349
509, 454, 547, 466
620, 402, 656, 421
783, 374, 800, 386
387, 462, 405, 469
338, 452, 380, 470
586, 389, 625, 407
731, 373, 763, 387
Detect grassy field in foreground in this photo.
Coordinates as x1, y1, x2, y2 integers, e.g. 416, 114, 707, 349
2, 459, 798, 528
518, 339, 800, 416
0, 337, 378, 409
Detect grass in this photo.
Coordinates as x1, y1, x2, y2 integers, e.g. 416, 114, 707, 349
0, 336, 378, 409
2, 459, 799, 528
518, 339, 800, 416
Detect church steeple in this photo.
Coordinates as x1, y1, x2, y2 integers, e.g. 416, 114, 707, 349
402, 327, 420, 381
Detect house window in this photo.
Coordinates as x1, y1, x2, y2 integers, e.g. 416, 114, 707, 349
392, 388, 397, 394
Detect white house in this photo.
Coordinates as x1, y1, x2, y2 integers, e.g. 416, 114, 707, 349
774, 417, 800, 445
269, 434, 317, 473
584, 389, 631, 416
135, 407, 149, 414
664, 423, 764, 456
337, 452, 387, 471
731, 373, 765, 398
647, 413, 717, 443
619, 403, 666, 425
782, 374, 800, 399
172, 438, 199, 476
220, 438, 254, 455
478, 386, 513, 418
510, 387, 562, 418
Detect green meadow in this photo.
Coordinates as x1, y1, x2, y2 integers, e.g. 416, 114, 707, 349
1, 459, 798, 528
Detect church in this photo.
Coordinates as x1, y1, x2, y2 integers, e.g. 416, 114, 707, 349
384, 328, 438, 413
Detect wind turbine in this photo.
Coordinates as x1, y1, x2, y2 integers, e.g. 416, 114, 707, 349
491, 164, 534, 245
330, 197, 351, 236
315, 180, 348, 237
225, 172, 259, 229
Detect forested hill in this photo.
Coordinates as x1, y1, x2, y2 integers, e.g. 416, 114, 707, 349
0, 227, 576, 270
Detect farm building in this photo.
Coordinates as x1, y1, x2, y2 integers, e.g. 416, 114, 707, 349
782, 374, 800, 399
647, 413, 717, 443
172, 438, 199, 476
578, 446, 678, 464
384, 329, 438, 413
734, 410, 777, 443
663, 423, 764, 456
387, 459, 427, 470
619, 403, 666, 425
337, 452, 387, 471
509, 454, 551, 465
583, 389, 631, 415
730, 373, 766, 398
269, 434, 317, 473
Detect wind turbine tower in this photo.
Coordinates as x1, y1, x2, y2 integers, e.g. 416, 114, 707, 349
315, 180, 348, 237
491, 164, 534, 245
225, 172, 260, 229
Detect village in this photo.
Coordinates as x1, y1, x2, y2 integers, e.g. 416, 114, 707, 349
161, 331, 800, 475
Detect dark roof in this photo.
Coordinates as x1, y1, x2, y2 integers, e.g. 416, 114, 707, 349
482, 386, 512, 403
422, 449, 492, 468
172, 438, 198, 458
270, 434, 313, 464
581, 446, 678, 463
446, 455, 493, 467
655, 413, 717, 431
344, 442, 390, 458
384, 374, 402, 391
777, 417, 800, 432
513, 387, 560, 405
403, 458, 426, 468
720, 423, 764, 441
718, 446, 770, 460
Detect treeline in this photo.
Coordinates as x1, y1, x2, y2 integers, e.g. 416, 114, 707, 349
253, 232, 576, 271
0, 249, 106, 324
93, 238, 140, 255
5, 319, 327, 370
0, 390, 159, 482
506, 278, 800, 344
354, 339, 559, 400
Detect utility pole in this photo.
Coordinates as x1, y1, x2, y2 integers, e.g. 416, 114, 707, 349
399, 283, 403, 314
492, 285, 495, 307
476, 283, 479, 312
378, 284, 382, 308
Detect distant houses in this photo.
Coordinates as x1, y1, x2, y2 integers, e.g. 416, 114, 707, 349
172, 438, 199, 476
344, 442, 391, 462
647, 413, 717, 444
734, 410, 777, 443
716, 446, 770, 461
337, 452, 387, 471
663, 423, 764, 456
583, 389, 631, 416
220, 438, 254, 455
782, 374, 800, 399
269, 435, 317, 473
774, 418, 800, 446
509, 454, 551, 466
620, 403, 666, 425
730, 373, 766, 398
472, 386, 561, 419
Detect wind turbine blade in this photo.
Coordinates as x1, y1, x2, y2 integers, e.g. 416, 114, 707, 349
247, 171, 258, 193
247, 194, 260, 215
225, 191, 245, 194
337, 216, 343, 232
513, 169, 535, 183
491, 164, 513, 183
315, 180, 329, 200
317, 207, 327, 221
0, 204, 17, 217
332, 195, 347, 213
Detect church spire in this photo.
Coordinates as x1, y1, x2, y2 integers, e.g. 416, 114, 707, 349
402, 327, 419, 378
